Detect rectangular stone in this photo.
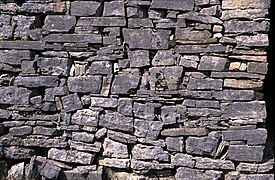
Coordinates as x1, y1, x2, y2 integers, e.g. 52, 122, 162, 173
107, 130, 137, 144
161, 128, 208, 137
186, 136, 219, 156
37, 57, 71, 76
194, 157, 235, 170
77, 17, 126, 27
99, 112, 133, 132
222, 128, 267, 145
221, 9, 269, 20
71, 109, 99, 127
20, 2, 67, 14
175, 28, 215, 44
90, 97, 118, 108
221, 101, 266, 119
48, 148, 94, 165
71, 1, 101, 16
132, 144, 169, 161
223, 79, 263, 89
221, 0, 271, 10
247, 62, 268, 74
176, 167, 220, 180
0, 87, 31, 105
68, 76, 102, 94
198, 56, 228, 71
99, 158, 130, 169
43, 15, 76, 33
134, 119, 163, 140
211, 72, 264, 79
212, 90, 255, 101
0, 41, 45, 50
175, 44, 226, 54
0, 50, 30, 65
187, 108, 221, 117
44, 34, 102, 43
14, 76, 59, 87
229, 55, 267, 62
236, 34, 269, 47
111, 73, 140, 95
224, 20, 269, 33
151, 0, 194, 11
187, 78, 223, 90
61, 94, 83, 113
227, 145, 264, 162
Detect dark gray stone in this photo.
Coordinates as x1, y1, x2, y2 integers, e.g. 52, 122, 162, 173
213, 90, 255, 101
37, 57, 71, 76
0, 41, 45, 50
40, 161, 61, 180
71, 109, 99, 126
152, 50, 175, 66
221, 101, 266, 119
227, 145, 265, 162
111, 73, 140, 94
61, 94, 83, 113
77, 17, 126, 28
45, 87, 69, 101
198, 56, 228, 71
0, 14, 13, 40
187, 108, 221, 117
72, 132, 94, 143
33, 126, 57, 136
99, 112, 133, 132
9, 126, 32, 136
134, 119, 163, 139
161, 105, 186, 124
175, 44, 226, 54
44, 34, 102, 43
186, 136, 219, 156
176, 167, 220, 180
103, 1, 125, 17
166, 137, 184, 152
151, 0, 194, 11
71, 1, 101, 16
133, 102, 157, 120
0, 87, 31, 105
88, 61, 112, 75
42, 102, 57, 112
187, 78, 223, 90
68, 76, 102, 94
179, 11, 223, 24
43, 15, 76, 32
118, 98, 133, 116
19, 2, 67, 14
103, 138, 128, 158
14, 76, 59, 87
0, 161, 7, 180
222, 128, 267, 145
247, 62, 268, 74
48, 148, 94, 165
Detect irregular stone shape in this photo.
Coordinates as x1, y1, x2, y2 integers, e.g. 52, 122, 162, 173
148, 66, 183, 91
0, 14, 13, 40
111, 73, 140, 94
3, 147, 35, 159
99, 112, 133, 132
41, 102, 57, 112
134, 119, 163, 140
103, 1, 125, 17
13, 15, 36, 39
128, 18, 154, 28
68, 76, 102, 94
69, 141, 101, 153
0, 50, 30, 65
14, 76, 59, 87
224, 20, 269, 33
43, 15, 76, 32
152, 50, 175, 66
194, 157, 235, 170
118, 98, 133, 116
0, 41, 45, 50
107, 130, 137, 144
44, 87, 69, 101
20, 2, 67, 14
227, 145, 265, 162
123, 28, 170, 49
223, 79, 263, 89
7, 162, 24, 180
221, 101, 266, 119
171, 153, 195, 167
88, 61, 112, 75
151, 0, 194, 11
33, 126, 57, 136
186, 136, 219, 156
0, 161, 8, 179
161, 105, 186, 124
128, 50, 150, 68
90, 97, 118, 108
221, 9, 269, 20
235, 34, 269, 47
48, 148, 94, 165
176, 44, 226, 54
77, 17, 126, 27
103, 138, 128, 158
212, 90, 255, 101
0, 87, 31, 105
71, 1, 101, 16
133, 102, 157, 120
175, 28, 215, 44
166, 137, 184, 152
187, 108, 221, 117
61, 94, 83, 113
9, 126, 32, 136
221, 0, 271, 10
37, 57, 71, 76
247, 62, 268, 74
179, 55, 199, 69
132, 144, 169, 162
179, 11, 223, 24
23, 137, 68, 148
239, 174, 274, 180
161, 128, 208, 137
198, 56, 228, 71
176, 167, 220, 180
44, 34, 102, 43
40, 161, 61, 180
72, 132, 94, 143
71, 109, 99, 126
99, 158, 130, 169
187, 78, 223, 90
222, 128, 267, 145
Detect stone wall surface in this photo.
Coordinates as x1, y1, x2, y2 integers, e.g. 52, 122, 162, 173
0, 0, 273, 179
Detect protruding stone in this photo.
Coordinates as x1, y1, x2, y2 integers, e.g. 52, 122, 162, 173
187, 78, 223, 90
99, 112, 133, 132
43, 15, 76, 32
186, 136, 219, 156
14, 76, 59, 87
68, 76, 102, 94
132, 144, 169, 162
103, 138, 128, 158
128, 50, 150, 68
151, 0, 194, 11
198, 56, 228, 71
61, 94, 83, 113
71, 1, 102, 16
227, 145, 265, 162
103, 1, 125, 17
221, 0, 271, 10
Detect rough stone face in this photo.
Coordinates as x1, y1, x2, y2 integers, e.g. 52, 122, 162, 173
48, 148, 94, 165
88, 61, 112, 75
171, 153, 195, 167
111, 73, 140, 94
152, 50, 175, 66
9, 126, 32, 136
0, 50, 30, 65
71, 109, 99, 126
0, 87, 31, 105
61, 94, 83, 113
194, 157, 235, 170
152, 0, 194, 11
134, 119, 163, 139
227, 145, 265, 162
176, 167, 221, 180
166, 137, 184, 152
224, 20, 269, 33
14, 76, 59, 87
44, 34, 102, 43
71, 1, 101, 16
37, 57, 71, 76
186, 136, 219, 156
161, 128, 208, 137
103, 138, 128, 158
128, 50, 150, 68
198, 56, 228, 71
99, 112, 133, 132
132, 144, 169, 162
222, 0, 271, 10
68, 76, 102, 94
103, 1, 125, 17
99, 158, 130, 169
187, 78, 223, 90
161, 105, 186, 124
43, 15, 76, 32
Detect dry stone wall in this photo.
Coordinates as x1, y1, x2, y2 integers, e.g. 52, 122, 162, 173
0, 0, 273, 179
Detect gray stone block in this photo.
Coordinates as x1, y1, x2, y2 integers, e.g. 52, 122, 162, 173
61, 94, 83, 113
68, 76, 102, 94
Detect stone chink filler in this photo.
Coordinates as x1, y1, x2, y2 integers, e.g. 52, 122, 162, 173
0, 0, 273, 179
